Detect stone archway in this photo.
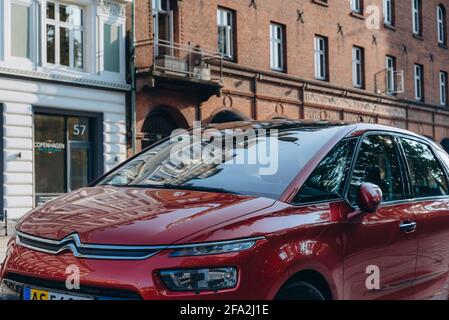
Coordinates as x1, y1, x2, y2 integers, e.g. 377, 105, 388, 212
141, 106, 188, 149
208, 108, 252, 124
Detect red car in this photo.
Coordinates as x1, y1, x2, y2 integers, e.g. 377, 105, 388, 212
2, 120, 449, 300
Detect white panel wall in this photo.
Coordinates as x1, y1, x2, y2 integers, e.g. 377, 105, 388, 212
0, 77, 127, 219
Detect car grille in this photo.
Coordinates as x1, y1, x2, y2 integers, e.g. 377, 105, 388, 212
16, 231, 163, 260
3, 273, 142, 300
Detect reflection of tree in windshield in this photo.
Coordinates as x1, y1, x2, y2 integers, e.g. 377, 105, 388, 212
99, 124, 348, 200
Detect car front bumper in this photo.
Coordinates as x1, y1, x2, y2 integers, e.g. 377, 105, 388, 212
0, 238, 281, 300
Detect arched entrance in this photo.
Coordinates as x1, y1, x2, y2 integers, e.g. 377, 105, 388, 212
142, 107, 188, 149
209, 109, 251, 124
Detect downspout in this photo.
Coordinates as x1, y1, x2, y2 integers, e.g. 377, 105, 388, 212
130, 0, 137, 155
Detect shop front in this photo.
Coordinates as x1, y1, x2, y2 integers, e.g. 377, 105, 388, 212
33, 110, 103, 206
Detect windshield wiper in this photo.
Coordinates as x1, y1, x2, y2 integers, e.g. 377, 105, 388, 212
107, 183, 241, 195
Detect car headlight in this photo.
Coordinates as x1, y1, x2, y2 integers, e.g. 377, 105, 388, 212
169, 237, 263, 257
160, 267, 237, 292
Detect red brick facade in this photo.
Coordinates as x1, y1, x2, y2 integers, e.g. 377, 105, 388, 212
132, 0, 449, 152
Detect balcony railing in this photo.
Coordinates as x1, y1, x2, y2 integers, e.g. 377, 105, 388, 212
153, 40, 223, 84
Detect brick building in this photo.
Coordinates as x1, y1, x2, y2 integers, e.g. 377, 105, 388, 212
132, 0, 449, 151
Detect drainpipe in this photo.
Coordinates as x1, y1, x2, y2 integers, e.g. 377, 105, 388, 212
130, 0, 137, 155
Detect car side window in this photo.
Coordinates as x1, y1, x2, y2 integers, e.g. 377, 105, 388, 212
294, 138, 357, 204
349, 135, 405, 205
400, 138, 449, 198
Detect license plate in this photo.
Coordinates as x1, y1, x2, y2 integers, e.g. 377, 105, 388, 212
22, 287, 93, 300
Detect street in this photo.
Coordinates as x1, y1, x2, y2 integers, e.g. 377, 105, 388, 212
0, 236, 9, 263
0, 222, 13, 264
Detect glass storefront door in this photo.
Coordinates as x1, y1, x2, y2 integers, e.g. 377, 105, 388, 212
34, 113, 94, 206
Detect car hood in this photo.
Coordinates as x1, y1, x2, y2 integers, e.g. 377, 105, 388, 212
16, 186, 276, 245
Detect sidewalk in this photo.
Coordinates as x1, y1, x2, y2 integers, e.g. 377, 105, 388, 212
0, 221, 15, 264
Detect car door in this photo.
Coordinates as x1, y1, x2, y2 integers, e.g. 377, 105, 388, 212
398, 137, 449, 300
343, 133, 418, 300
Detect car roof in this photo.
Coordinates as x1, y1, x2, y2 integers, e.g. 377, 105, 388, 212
203, 119, 445, 152
204, 119, 431, 140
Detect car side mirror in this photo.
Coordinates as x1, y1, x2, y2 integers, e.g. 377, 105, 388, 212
358, 183, 383, 213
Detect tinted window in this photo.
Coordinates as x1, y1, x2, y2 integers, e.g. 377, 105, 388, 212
100, 126, 346, 200
349, 135, 405, 205
294, 138, 357, 204
400, 138, 449, 198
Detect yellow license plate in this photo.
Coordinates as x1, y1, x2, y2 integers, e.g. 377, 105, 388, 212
23, 287, 93, 300
27, 288, 49, 300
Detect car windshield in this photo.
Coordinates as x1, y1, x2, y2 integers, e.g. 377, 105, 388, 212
99, 124, 345, 199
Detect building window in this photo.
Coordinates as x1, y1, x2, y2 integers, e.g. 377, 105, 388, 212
45, 1, 84, 69
440, 71, 448, 106
383, 0, 395, 26
103, 23, 121, 73
217, 8, 235, 60
153, 0, 173, 56
414, 64, 424, 101
386, 55, 396, 95
437, 5, 447, 45
412, 0, 422, 36
270, 23, 285, 72
314, 35, 328, 80
11, 2, 31, 58
350, 0, 362, 13
352, 46, 364, 88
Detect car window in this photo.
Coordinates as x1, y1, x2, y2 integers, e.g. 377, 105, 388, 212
400, 138, 449, 198
349, 135, 405, 205
99, 126, 347, 200
294, 138, 357, 204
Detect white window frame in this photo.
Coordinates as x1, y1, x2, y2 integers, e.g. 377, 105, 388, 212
153, 0, 173, 52
38, 0, 95, 75
43, 1, 86, 71
270, 23, 284, 71
383, 0, 393, 26
437, 5, 446, 45
414, 64, 424, 101
440, 71, 448, 106
217, 8, 234, 59
3, 0, 38, 68
351, 0, 362, 13
412, 0, 421, 35
352, 46, 363, 88
97, 5, 126, 81
314, 36, 327, 80
386, 55, 396, 95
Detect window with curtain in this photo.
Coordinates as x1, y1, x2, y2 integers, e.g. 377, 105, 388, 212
11, 2, 31, 58
104, 23, 121, 73
270, 23, 285, 71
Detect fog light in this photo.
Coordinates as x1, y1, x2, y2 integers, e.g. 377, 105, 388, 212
160, 267, 237, 292
0, 280, 21, 300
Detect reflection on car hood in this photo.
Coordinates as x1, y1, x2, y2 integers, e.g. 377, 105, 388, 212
16, 186, 276, 245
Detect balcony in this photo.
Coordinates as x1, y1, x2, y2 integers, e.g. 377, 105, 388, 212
151, 40, 224, 100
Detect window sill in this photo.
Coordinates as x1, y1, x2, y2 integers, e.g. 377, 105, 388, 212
271, 68, 287, 74
384, 23, 396, 31
438, 43, 448, 49
311, 0, 328, 7
412, 33, 424, 41
350, 11, 365, 20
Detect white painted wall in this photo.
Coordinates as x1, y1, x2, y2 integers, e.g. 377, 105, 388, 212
1, 77, 127, 219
